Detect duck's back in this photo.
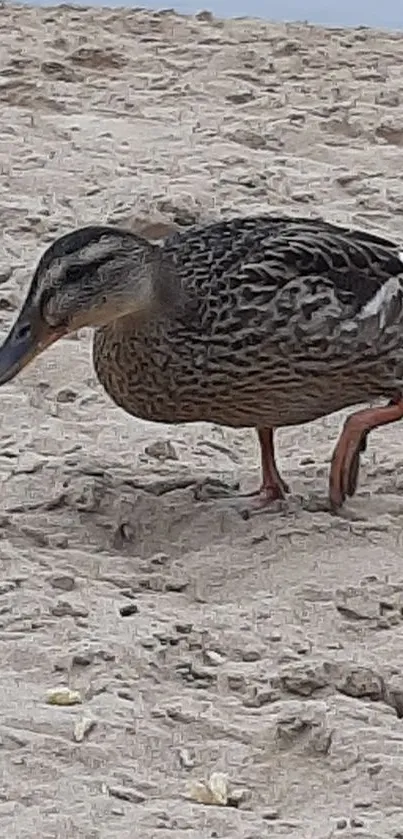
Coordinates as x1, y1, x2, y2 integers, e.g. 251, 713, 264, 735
93, 215, 403, 428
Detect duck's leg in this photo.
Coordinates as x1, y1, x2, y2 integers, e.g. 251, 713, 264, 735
258, 427, 289, 500
329, 395, 403, 509
254, 427, 289, 502
240, 428, 288, 503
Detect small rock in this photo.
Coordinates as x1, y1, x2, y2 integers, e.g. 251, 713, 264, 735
119, 602, 139, 617
56, 387, 78, 403
180, 663, 216, 684
227, 673, 247, 692
175, 623, 193, 635
178, 748, 195, 769
204, 650, 225, 666
243, 687, 278, 707
150, 552, 170, 567
278, 662, 331, 696
51, 600, 89, 619
0, 581, 17, 595
226, 91, 254, 104
241, 648, 262, 663
384, 675, 403, 717
367, 761, 382, 777
0, 267, 13, 284
336, 666, 384, 701
117, 688, 134, 701
263, 809, 280, 821
165, 577, 188, 593
49, 574, 76, 592
140, 637, 155, 649
108, 785, 146, 804
72, 650, 94, 667
195, 9, 214, 21
144, 440, 178, 460
49, 534, 69, 549
274, 699, 331, 754
336, 818, 348, 829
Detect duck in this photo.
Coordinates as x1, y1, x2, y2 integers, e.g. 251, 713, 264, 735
0, 212, 403, 511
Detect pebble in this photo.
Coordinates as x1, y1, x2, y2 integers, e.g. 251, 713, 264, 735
178, 748, 195, 769
262, 809, 280, 821
119, 602, 139, 617
56, 387, 78, 403
243, 687, 277, 707
204, 649, 225, 666
49, 574, 76, 592
140, 637, 156, 649
72, 651, 94, 667
175, 623, 193, 634
336, 666, 384, 701
107, 786, 146, 804
150, 552, 170, 567
48, 534, 69, 549
0, 581, 17, 595
278, 662, 330, 695
144, 439, 178, 460
117, 688, 135, 701
51, 600, 89, 618
165, 577, 189, 593
384, 675, 403, 717
241, 647, 262, 662
227, 673, 247, 692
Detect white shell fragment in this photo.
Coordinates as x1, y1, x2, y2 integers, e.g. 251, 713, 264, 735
188, 772, 247, 807
73, 714, 97, 742
46, 687, 82, 706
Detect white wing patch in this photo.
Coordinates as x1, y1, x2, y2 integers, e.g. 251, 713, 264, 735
359, 276, 403, 330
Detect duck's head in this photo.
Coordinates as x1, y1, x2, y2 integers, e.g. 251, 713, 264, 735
0, 225, 176, 386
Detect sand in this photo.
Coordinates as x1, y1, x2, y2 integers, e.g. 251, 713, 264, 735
1, 5, 403, 837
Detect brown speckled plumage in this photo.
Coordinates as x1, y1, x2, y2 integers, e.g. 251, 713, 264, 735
1, 213, 403, 509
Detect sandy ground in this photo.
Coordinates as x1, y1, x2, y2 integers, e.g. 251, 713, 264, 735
2, 5, 403, 838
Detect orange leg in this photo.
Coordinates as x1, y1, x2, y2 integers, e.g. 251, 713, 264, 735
329, 396, 403, 510
257, 427, 289, 501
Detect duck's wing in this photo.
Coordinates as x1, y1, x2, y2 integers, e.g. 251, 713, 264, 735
217, 222, 403, 364
256, 222, 403, 314
230, 223, 403, 318
167, 214, 403, 310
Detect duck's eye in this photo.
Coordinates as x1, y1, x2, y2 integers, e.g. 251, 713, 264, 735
15, 322, 31, 341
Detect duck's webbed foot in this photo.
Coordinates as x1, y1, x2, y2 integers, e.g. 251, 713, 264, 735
194, 427, 289, 516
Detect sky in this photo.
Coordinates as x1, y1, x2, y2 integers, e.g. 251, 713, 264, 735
17, 0, 403, 30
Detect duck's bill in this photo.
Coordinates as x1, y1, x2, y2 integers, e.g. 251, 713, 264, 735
0, 314, 64, 386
